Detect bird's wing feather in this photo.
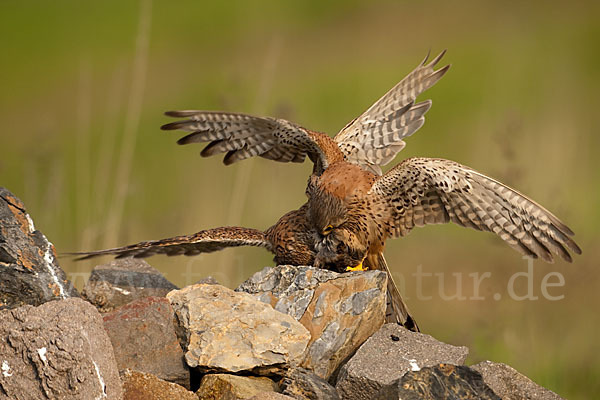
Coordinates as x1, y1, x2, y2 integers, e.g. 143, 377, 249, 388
335, 51, 450, 175
369, 157, 581, 263
161, 111, 342, 175
70, 226, 271, 260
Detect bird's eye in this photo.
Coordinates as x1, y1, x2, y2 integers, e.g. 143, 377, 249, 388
322, 225, 334, 235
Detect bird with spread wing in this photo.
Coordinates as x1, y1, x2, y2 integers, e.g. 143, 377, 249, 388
75, 51, 581, 332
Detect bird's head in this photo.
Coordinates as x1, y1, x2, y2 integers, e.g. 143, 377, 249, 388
306, 180, 347, 235
313, 227, 368, 272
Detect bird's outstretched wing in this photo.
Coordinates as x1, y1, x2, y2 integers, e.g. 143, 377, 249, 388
335, 51, 450, 175
161, 111, 342, 175
162, 52, 449, 176
71, 227, 271, 260
370, 157, 581, 262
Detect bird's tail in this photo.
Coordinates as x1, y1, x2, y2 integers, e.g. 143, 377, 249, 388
365, 253, 419, 332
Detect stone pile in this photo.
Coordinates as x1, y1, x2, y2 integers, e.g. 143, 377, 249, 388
0, 188, 564, 399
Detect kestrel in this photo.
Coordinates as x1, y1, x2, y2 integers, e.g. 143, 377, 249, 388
76, 51, 581, 332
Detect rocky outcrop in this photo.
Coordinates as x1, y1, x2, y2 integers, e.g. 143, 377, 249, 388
0, 188, 78, 310
121, 369, 196, 400
335, 323, 469, 399
82, 258, 178, 313
374, 364, 500, 400
102, 296, 189, 387
0, 187, 568, 399
166, 283, 311, 375
472, 360, 564, 400
0, 298, 122, 399
237, 265, 387, 379
196, 374, 278, 399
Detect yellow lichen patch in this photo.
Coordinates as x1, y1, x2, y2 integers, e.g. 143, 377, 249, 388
17, 249, 35, 271
48, 282, 62, 297
4, 195, 31, 235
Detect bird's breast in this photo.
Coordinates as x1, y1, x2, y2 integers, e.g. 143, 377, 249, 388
318, 162, 376, 200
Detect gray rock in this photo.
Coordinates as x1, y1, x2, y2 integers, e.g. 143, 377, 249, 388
281, 367, 340, 400
102, 296, 189, 388
166, 283, 310, 374
121, 369, 196, 400
196, 374, 278, 399
0, 188, 78, 310
374, 364, 501, 400
0, 297, 122, 399
238, 265, 387, 379
81, 258, 177, 313
335, 323, 469, 400
471, 360, 564, 400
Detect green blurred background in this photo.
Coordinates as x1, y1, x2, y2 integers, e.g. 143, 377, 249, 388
1, 1, 598, 397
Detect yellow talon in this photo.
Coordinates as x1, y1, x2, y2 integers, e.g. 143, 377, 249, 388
346, 261, 367, 272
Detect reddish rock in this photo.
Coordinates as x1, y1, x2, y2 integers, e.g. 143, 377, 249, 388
103, 296, 189, 387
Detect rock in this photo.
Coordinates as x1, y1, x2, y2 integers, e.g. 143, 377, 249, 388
335, 323, 469, 399
249, 393, 296, 400
81, 258, 178, 313
237, 265, 387, 379
196, 374, 278, 399
281, 367, 340, 400
0, 188, 78, 310
102, 296, 189, 387
471, 360, 564, 400
166, 283, 310, 374
374, 364, 501, 399
122, 369, 196, 400
0, 297, 122, 399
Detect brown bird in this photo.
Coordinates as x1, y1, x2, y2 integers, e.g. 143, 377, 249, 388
76, 50, 581, 331
75, 51, 450, 331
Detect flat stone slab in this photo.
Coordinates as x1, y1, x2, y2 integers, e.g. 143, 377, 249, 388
336, 323, 469, 399
238, 265, 387, 379
167, 283, 310, 374
471, 360, 564, 400
0, 298, 122, 399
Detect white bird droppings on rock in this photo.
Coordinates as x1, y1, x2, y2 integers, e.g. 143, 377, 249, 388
2, 361, 12, 377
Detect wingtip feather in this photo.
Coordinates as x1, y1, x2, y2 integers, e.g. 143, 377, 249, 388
162, 121, 189, 131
